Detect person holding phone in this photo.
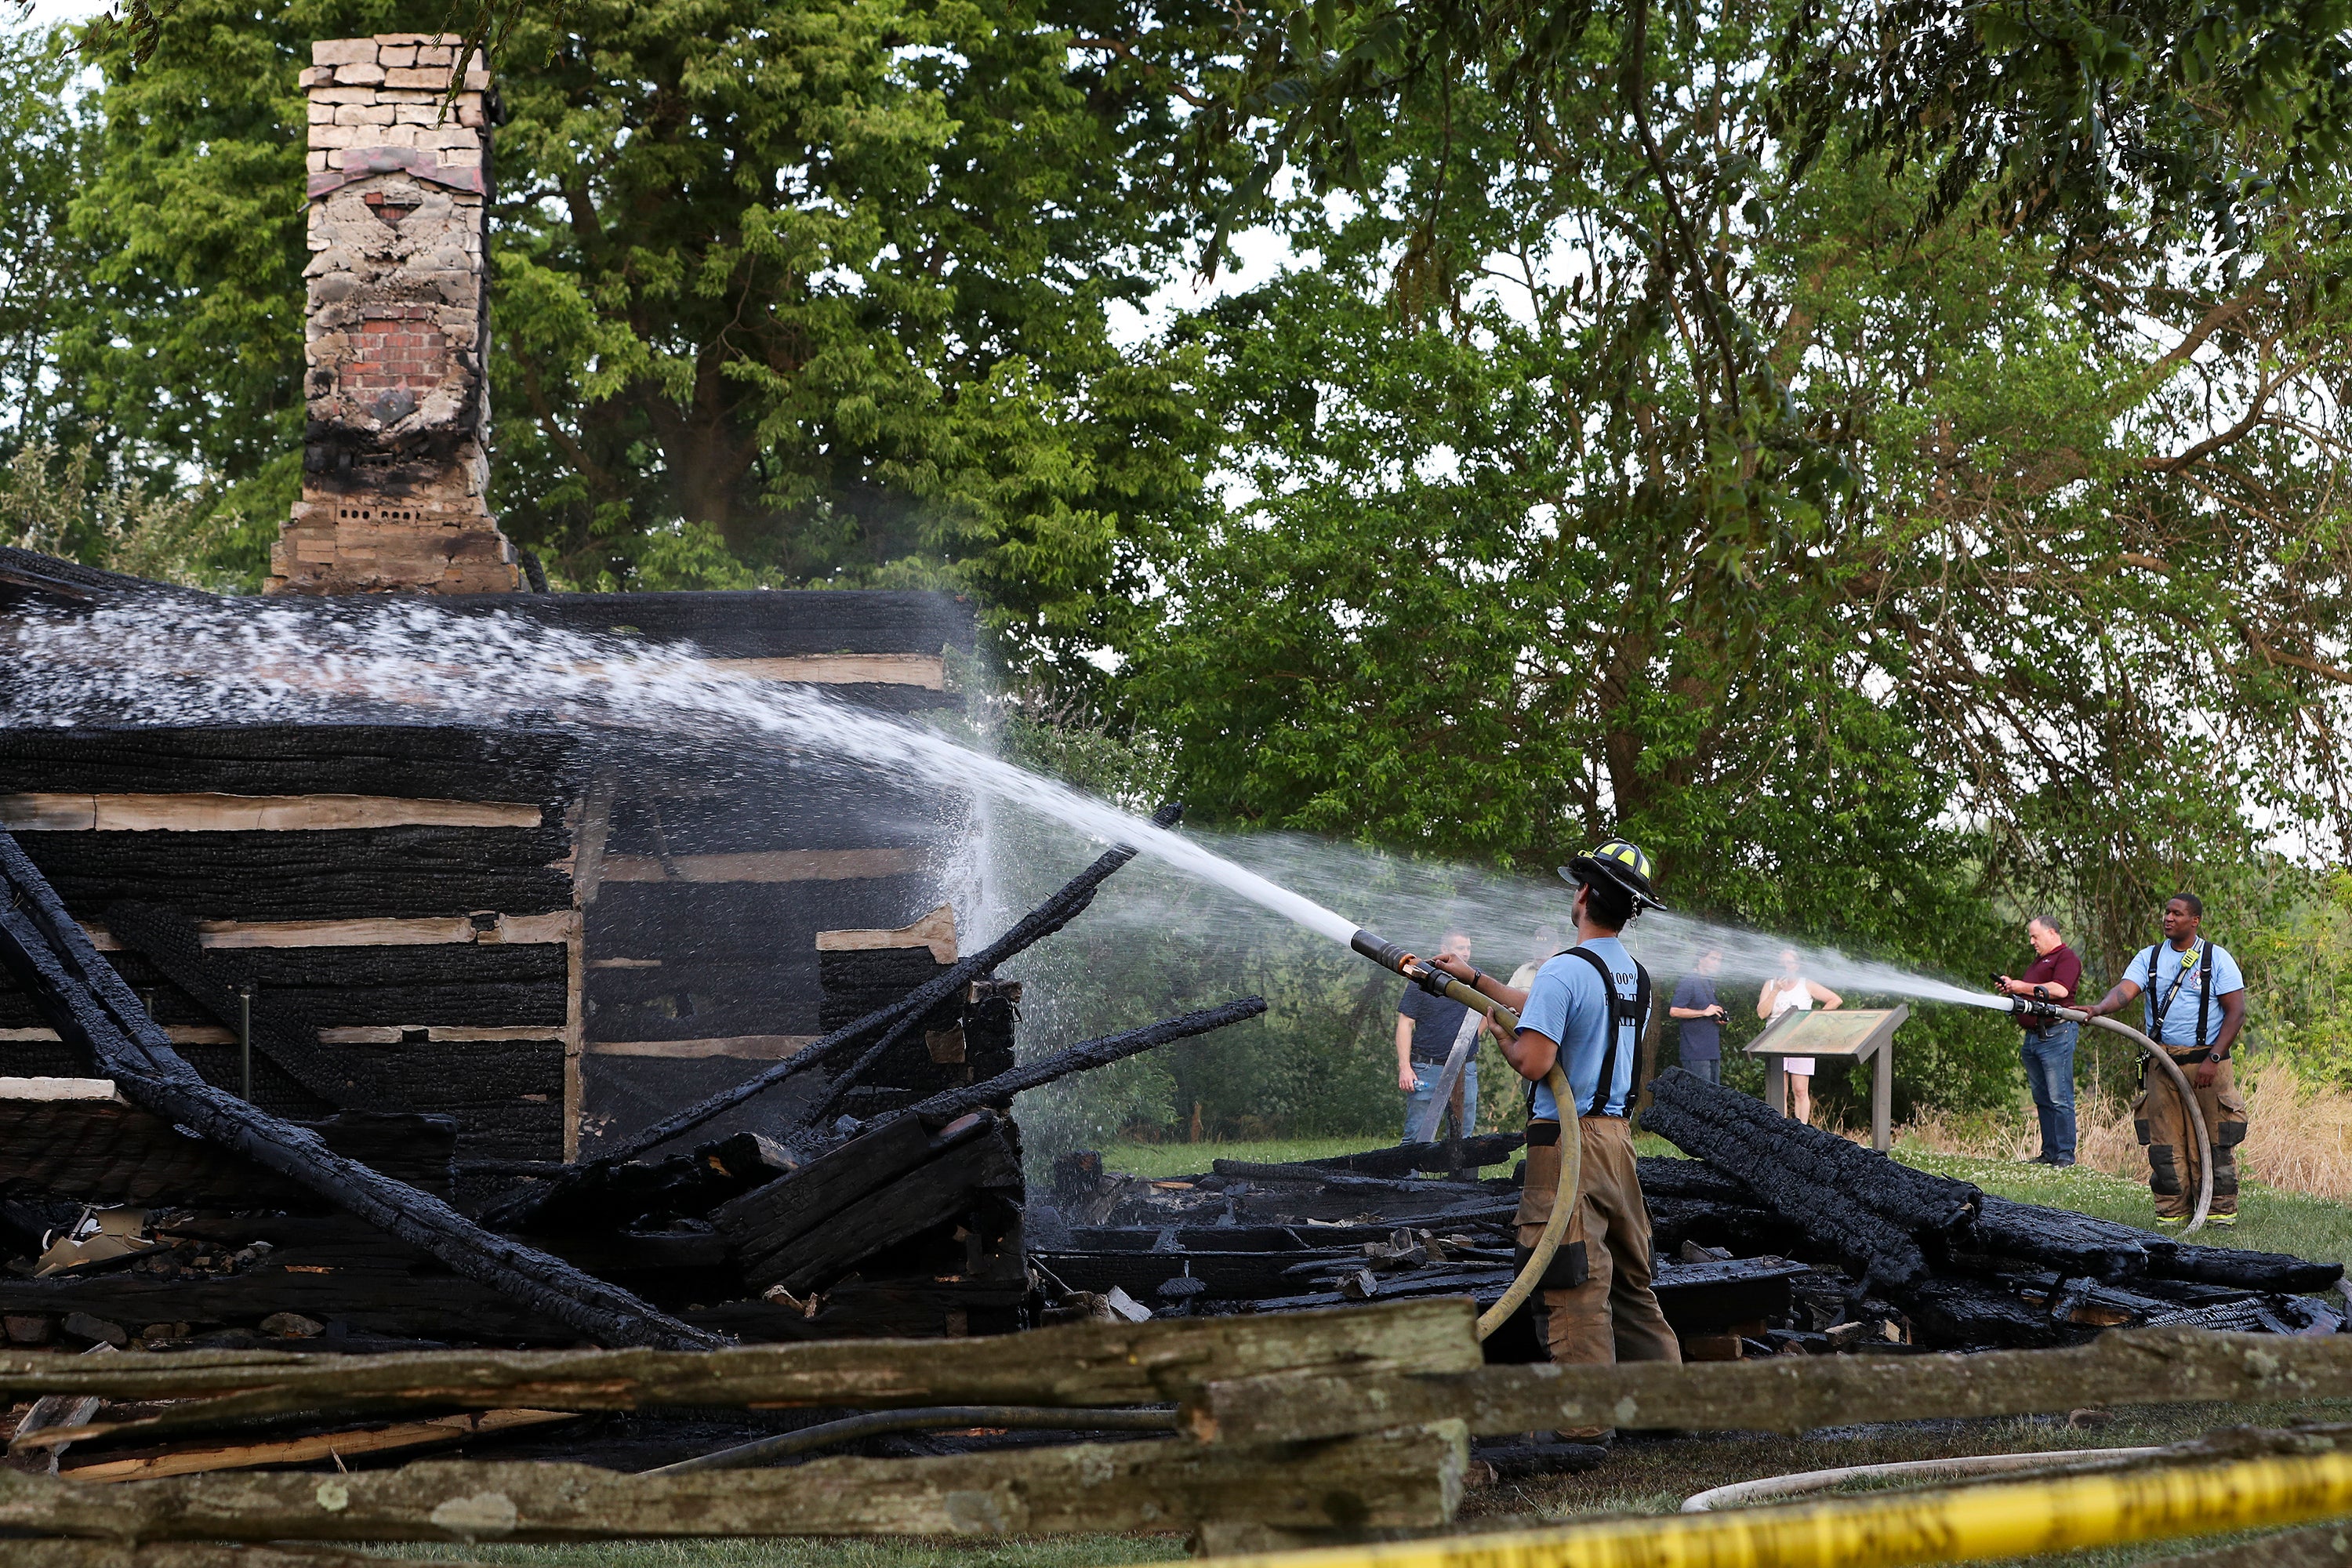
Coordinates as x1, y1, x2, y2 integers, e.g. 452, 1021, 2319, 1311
1668, 947, 1730, 1085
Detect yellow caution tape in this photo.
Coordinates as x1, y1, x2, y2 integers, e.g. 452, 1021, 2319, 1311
1188, 1449, 2352, 1568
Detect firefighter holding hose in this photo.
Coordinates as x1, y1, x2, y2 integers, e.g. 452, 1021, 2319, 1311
2076, 893, 2250, 1227
1406, 840, 1680, 1436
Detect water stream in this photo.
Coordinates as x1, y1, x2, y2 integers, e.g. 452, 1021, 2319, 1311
0, 595, 2004, 1011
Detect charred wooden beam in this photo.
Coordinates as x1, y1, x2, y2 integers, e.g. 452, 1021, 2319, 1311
501, 808, 1180, 1230
1642, 1069, 1978, 1288
510, 1131, 793, 1236
1267, 1134, 1526, 1178
905, 997, 1268, 1123
0, 829, 718, 1351
753, 1116, 1022, 1295
2148, 1239, 2345, 1294
1968, 1195, 2150, 1283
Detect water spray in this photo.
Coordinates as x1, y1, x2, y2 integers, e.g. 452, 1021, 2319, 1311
1350, 927, 1576, 1338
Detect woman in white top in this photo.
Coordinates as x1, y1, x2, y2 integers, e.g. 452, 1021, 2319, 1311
1757, 947, 1842, 1124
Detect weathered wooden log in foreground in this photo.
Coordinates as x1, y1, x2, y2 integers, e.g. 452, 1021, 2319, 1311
10, 1546, 490, 1568
0, 1429, 1468, 1542
0, 830, 718, 1352
3, 1299, 1479, 1450
1188, 1323, 2352, 1444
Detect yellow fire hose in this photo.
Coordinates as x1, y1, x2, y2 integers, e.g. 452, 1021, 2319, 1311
1346, 931, 1577, 1342
1189, 1446, 2352, 1568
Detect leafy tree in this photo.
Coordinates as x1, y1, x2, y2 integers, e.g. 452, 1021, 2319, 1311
63, 0, 1225, 676
0, 24, 100, 457
1127, 0, 2352, 935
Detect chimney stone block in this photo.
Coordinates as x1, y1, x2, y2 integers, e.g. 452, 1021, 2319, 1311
270, 34, 519, 596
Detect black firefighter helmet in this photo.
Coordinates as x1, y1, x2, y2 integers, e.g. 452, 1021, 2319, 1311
1559, 839, 1667, 913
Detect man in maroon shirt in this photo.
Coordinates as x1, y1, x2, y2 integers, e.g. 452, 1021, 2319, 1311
1999, 916, 2085, 1165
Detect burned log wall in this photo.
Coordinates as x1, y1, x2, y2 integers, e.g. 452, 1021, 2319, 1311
0, 724, 580, 1164
0, 586, 978, 1168
544, 590, 979, 1153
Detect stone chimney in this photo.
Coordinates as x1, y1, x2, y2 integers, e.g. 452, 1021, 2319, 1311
269, 35, 521, 594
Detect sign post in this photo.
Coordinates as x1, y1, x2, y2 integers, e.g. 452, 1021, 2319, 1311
1747, 1006, 1908, 1150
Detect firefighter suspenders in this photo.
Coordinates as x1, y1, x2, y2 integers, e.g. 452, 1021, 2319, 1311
1551, 947, 1652, 1119
2145, 939, 2216, 1054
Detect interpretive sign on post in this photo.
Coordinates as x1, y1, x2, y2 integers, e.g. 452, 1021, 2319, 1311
1747, 1005, 1907, 1149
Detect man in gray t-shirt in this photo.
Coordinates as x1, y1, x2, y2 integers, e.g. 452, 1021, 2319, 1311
1668, 948, 1728, 1085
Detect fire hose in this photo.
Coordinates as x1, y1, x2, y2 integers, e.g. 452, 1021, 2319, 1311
1184, 1446, 2352, 1568
1351, 931, 1577, 1341
2009, 994, 2212, 1234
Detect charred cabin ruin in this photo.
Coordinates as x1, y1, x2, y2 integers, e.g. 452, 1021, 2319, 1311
0, 565, 985, 1177
0, 31, 1065, 1353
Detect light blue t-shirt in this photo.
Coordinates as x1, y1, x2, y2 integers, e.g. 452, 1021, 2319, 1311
2130, 939, 2245, 1049
1517, 936, 1645, 1120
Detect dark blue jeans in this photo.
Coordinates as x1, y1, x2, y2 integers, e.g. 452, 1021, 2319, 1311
1681, 1056, 1721, 1086
2023, 1022, 2079, 1163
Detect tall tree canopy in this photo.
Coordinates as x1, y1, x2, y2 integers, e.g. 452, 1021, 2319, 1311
17, 0, 2352, 967
1119, 0, 2352, 963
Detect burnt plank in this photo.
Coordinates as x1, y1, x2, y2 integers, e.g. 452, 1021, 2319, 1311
761, 1121, 1025, 1294
1648, 1256, 1806, 1334
18, 828, 573, 920
0, 1261, 572, 1341
2147, 1240, 2345, 1294
0, 724, 579, 804
588, 999, 820, 1044
42, 944, 570, 1017
587, 877, 941, 964
713, 1114, 935, 1269
604, 779, 962, 858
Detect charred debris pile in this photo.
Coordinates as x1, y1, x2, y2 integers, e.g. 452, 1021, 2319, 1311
1038, 1069, 2346, 1359
0, 804, 1265, 1356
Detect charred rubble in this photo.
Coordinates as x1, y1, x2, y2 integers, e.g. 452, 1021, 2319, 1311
1031, 1068, 2347, 1360
0, 801, 1265, 1354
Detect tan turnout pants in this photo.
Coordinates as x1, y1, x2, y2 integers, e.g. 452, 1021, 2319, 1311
1516, 1116, 1680, 1438
2134, 1054, 2248, 1221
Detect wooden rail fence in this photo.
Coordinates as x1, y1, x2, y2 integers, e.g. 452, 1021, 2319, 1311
8, 1304, 2352, 1568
